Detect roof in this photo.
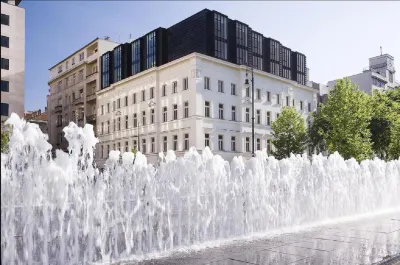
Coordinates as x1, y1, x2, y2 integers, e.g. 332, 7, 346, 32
26, 113, 48, 122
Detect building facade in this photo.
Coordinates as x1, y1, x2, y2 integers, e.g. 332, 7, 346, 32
96, 53, 318, 166
47, 37, 118, 152
327, 53, 399, 95
25, 108, 48, 135
1, 0, 25, 120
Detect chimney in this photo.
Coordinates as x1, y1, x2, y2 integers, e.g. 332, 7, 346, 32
104, 36, 110, 41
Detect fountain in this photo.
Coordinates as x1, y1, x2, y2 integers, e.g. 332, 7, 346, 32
1, 113, 399, 265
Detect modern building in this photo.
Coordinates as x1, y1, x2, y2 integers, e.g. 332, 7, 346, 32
327, 53, 399, 95
96, 9, 318, 166
1, 0, 25, 120
25, 108, 48, 135
47, 37, 118, 152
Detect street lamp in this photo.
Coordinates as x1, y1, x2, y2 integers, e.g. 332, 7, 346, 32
245, 66, 255, 157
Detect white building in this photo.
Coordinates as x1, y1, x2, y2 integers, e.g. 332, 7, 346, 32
327, 53, 399, 95
1, 0, 25, 119
96, 53, 318, 166
47, 37, 118, 152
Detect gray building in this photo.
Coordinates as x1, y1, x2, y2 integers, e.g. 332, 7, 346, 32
327, 53, 399, 95
1, 0, 25, 120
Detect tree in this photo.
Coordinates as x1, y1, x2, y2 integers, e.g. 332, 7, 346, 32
318, 78, 373, 162
369, 87, 400, 160
1, 120, 11, 153
271, 107, 308, 159
309, 106, 330, 154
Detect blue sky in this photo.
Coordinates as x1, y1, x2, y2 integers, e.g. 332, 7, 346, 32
21, 1, 400, 111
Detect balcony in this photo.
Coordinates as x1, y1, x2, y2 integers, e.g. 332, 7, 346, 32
86, 52, 98, 64
54, 105, 62, 113
86, 93, 96, 103
86, 71, 97, 83
74, 97, 84, 105
86, 114, 96, 124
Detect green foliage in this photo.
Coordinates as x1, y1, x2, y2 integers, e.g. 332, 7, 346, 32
369, 87, 400, 160
131, 147, 137, 155
318, 78, 373, 162
1, 120, 11, 153
388, 118, 400, 159
271, 107, 308, 159
309, 106, 330, 154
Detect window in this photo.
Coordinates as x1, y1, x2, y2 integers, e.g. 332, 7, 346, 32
163, 107, 167, 122
150, 87, 154, 99
133, 93, 137, 104
236, 22, 248, 65
117, 117, 121, 131
133, 113, 137, 127
267, 139, 271, 153
101, 122, 104, 134
1, 58, 9, 70
163, 136, 168, 152
218, 135, 224, 151
245, 108, 250, 122
218, 80, 224, 93
308, 120, 311, 130
173, 104, 178, 120
107, 103, 110, 113
101, 145, 104, 158
142, 111, 146, 125
256, 89, 261, 100
125, 96, 128, 106
1, 103, 8, 116
256, 109, 261, 124
141, 90, 145, 101
151, 137, 155, 153
257, 138, 261, 150
214, 13, 228, 60
131, 40, 141, 75
72, 57, 75, 65
204, 77, 210, 90
286, 96, 290, 106
117, 98, 121, 109
125, 141, 129, 153
308, 102, 311, 112
106, 145, 109, 158
1, 35, 9, 48
276, 113, 280, 119
184, 102, 189, 118
113, 101, 116, 111
162, 85, 167, 96
1, 14, 9, 26
113, 46, 122, 82
231, 83, 236, 95
276, 94, 280, 105
1, 80, 9, 92
79, 52, 84, 61
246, 87, 250, 98
300, 101, 303, 111
107, 121, 110, 133
172, 81, 177, 93
245, 137, 250, 152
232, 106, 236, 121
151, 109, 155, 124
142, 139, 146, 154
266, 91, 271, 102
101, 105, 104, 115
205, 134, 210, 147
173, 135, 178, 151
231, 136, 236, 151
113, 119, 116, 131
58, 65, 63, 74
125, 115, 128, 129
145, 31, 156, 69
292, 99, 295, 107
266, 111, 271, 126
101, 53, 110, 88
219, 104, 224, 119
183, 77, 188, 90
184, 134, 189, 150
205, 101, 210, 118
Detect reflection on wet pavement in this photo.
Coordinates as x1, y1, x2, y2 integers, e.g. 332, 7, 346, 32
127, 212, 400, 265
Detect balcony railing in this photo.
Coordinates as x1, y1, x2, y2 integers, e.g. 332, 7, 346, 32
86, 52, 98, 63
74, 97, 84, 105
54, 105, 62, 113
86, 72, 97, 83
86, 93, 96, 102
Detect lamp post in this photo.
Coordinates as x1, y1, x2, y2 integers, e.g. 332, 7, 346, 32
245, 67, 255, 157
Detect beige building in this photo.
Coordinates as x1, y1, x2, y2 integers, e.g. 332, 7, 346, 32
1, 0, 25, 120
47, 37, 118, 152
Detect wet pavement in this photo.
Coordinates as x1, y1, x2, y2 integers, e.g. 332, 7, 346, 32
124, 212, 400, 265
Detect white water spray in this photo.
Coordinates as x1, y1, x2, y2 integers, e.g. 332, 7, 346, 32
1, 113, 399, 264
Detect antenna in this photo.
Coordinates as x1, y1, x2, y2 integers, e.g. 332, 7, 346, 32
380, 46, 382, 56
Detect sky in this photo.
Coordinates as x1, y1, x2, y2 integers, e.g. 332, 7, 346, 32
21, 1, 400, 111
